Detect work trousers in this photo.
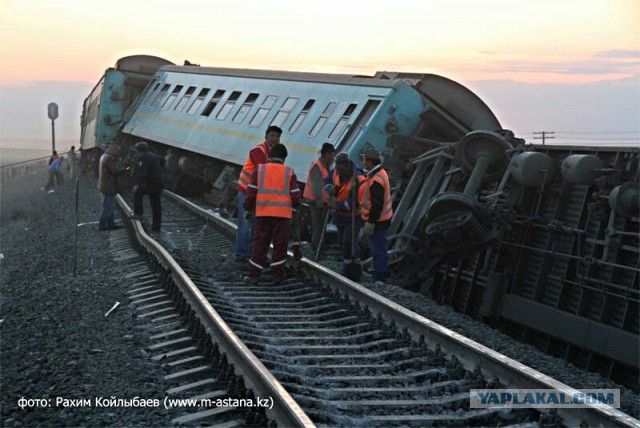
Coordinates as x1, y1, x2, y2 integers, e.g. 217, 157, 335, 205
55, 171, 64, 186
248, 216, 290, 281
99, 194, 116, 230
235, 191, 254, 262
134, 189, 162, 231
368, 228, 389, 282
309, 204, 328, 251
44, 172, 55, 191
334, 214, 362, 260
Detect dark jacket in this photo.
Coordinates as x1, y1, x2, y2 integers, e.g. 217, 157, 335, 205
98, 154, 127, 195
366, 165, 390, 230
135, 152, 163, 193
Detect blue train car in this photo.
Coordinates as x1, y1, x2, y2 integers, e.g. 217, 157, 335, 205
80, 57, 639, 388
79, 55, 173, 169
118, 64, 500, 200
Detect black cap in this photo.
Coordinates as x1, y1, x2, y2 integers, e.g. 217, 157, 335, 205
134, 141, 149, 152
270, 143, 288, 159
364, 148, 381, 160
320, 143, 336, 155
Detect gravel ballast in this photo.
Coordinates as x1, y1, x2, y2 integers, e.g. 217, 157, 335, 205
333, 264, 640, 418
0, 169, 170, 426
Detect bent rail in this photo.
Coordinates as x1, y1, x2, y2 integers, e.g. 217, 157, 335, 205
115, 194, 314, 428
164, 189, 639, 428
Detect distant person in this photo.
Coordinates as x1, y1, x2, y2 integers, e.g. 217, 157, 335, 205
48, 150, 59, 166
303, 143, 336, 255
98, 144, 129, 230
130, 142, 163, 232
360, 149, 393, 285
67, 145, 77, 179
243, 144, 301, 285
235, 125, 282, 264
44, 156, 64, 191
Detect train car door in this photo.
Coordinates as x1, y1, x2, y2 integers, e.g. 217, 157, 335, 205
336, 99, 381, 153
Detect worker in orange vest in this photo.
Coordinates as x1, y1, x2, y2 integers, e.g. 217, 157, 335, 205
243, 144, 301, 285
235, 125, 282, 264
361, 149, 393, 284
303, 142, 336, 254
327, 153, 366, 280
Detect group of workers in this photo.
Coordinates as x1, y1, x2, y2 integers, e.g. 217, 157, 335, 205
97, 141, 163, 231
235, 125, 393, 285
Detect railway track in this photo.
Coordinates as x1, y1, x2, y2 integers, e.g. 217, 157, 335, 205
115, 190, 638, 427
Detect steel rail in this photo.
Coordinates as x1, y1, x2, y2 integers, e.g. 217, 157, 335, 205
164, 189, 640, 428
115, 194, 314, 428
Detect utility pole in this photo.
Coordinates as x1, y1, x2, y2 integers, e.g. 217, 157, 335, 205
533, 131, 555, 145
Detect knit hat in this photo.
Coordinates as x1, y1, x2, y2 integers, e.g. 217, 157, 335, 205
335, 152, 350, 164
134, 141, 149, 152
270, 143, 288, 159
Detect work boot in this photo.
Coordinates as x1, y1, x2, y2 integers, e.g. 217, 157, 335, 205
243, 276, 259, 285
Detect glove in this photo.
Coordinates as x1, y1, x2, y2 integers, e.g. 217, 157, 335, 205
328, 185, 337, 197
244, 210, 254, 221
315, 199, 324, 209
362, 222, 376, 237
327, 199, 336, 208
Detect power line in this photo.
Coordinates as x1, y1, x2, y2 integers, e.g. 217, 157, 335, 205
555, 137, 639, 141
549, 131, 639, 135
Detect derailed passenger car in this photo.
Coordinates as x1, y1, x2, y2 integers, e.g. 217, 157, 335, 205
79, 56, 639, 388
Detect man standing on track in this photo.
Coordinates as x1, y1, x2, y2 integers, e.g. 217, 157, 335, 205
131, 141, 163, 232
243, 144, 301, 285
235, 125, 282, 265
98, 143, 129, 230
328, 153, 365, 280
303, 143, 336, 256
360, 149, 393, 285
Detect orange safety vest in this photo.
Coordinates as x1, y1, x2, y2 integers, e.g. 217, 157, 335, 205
332, 170, 366, 201
255, 163, 295, 219
302, 159, 330, 201
237, 142, 270, 193
361, 168, 393, 222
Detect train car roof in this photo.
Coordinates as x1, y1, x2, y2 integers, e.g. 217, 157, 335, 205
159, 65, 403, 88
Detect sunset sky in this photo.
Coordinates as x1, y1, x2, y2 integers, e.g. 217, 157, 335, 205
0, 0, 638, 147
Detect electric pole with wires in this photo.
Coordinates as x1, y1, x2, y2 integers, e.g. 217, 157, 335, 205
533, 131, 555, 145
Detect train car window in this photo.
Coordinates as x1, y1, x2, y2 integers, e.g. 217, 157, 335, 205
144, 82, 161, 105
174, 86, 196, 112
201, 89, 226, 117
151, 84, 171, 107
162, 85, 183, 110
187, 88, 210, 115
337, 99, 381, 152
271, 97, 298, 128
309, 101, 336, 137
289, 99, 315, 134
328, 103, 358, 140
249, 95, 278, 127
216, 91, 241, 120
232, 93, 259, 123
